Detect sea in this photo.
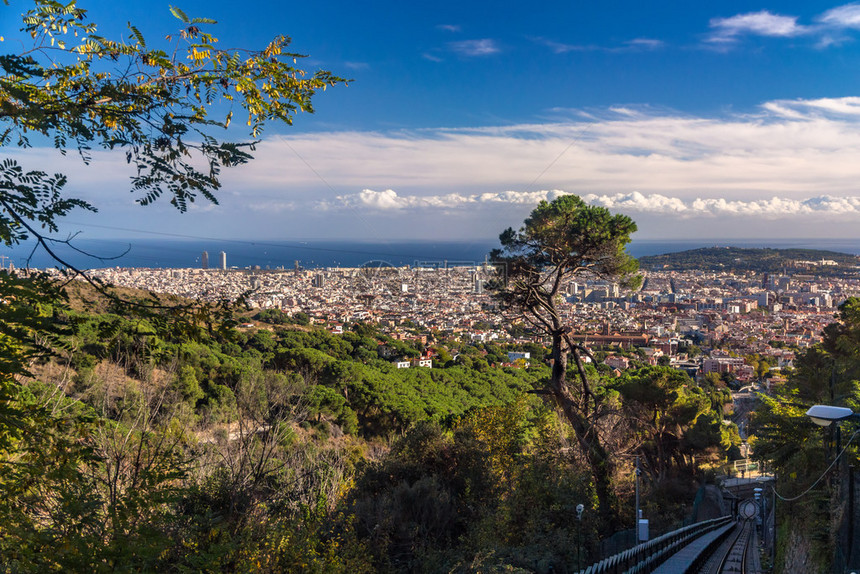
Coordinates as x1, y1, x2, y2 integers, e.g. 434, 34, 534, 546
3, 237, 860, 271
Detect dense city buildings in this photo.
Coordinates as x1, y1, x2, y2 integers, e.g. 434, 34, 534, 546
80, 260, 860, 379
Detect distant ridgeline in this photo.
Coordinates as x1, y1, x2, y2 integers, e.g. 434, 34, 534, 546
637, 247, 860, 274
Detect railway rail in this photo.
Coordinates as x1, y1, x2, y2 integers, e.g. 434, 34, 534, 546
694, 519, 757, 574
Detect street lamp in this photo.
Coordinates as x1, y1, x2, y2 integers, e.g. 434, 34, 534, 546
805, 405, 860, 462
805, 405, 859, 427
805, 404, 859, 568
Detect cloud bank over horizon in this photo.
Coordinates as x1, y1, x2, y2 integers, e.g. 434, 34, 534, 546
318, 189, 860, 219
14, 95, 860, 240
233, 95, 860, 215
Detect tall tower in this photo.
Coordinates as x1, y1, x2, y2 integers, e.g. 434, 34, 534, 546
219, 251, 227, 270
201, 251, 209, 270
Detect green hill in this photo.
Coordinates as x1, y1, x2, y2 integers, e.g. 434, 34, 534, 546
637, 246, 860, 273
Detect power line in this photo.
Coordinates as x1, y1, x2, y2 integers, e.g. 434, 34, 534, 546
524, 122, 594, 193
770, 429, 859, 502
276, 134, 384, 243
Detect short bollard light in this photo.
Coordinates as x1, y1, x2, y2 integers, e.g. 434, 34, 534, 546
575, 503, 585, 570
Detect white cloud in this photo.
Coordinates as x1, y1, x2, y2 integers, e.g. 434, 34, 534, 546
352, 189, 407, 209
763, 96, 860, 117
319, 189, 860, 218
625, 38, 665, 50
448, 39, 500, 56
704, 4, 860, 48
819, 3, 860, 29
477, 190, 570, 204
437, 24, 461, 33
708, 11, 807, 43
590, 193, 860, 217
583, 192, 689, 213
760, 102, 811, 119
19, 96, 860, 239
222, 97, 860, 218
343, 61, 370, 70
325, 189, 568, 211
533, 37, 664, 54
533, 37, 595, 53
815, 33, 846, 48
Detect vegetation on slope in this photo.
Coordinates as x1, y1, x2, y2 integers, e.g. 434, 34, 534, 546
751, 297, 860, 572
639, 247, 860, 274
0, 280, 743, 572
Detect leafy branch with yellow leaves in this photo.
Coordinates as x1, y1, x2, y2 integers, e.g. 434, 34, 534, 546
2, 0, 346, 225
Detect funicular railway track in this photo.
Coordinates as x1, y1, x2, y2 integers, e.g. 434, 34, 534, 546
577, 516, 758, 574
694, 519, 756, 574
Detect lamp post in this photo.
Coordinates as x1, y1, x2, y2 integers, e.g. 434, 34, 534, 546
805, 404, 859, 569
757, 475, 778, 568
806, 405, 860, 467
806, 405, 858, 426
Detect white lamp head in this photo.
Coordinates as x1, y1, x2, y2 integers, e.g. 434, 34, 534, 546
806, 405, 856, 427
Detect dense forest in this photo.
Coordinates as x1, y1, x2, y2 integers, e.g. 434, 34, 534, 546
0, 282, 741, 572
639, 247, 860, 274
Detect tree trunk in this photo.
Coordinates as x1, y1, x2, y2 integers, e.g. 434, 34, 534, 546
549, 332, 616, 533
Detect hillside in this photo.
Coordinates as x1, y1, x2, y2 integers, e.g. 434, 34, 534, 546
62, 279, 194, 313
637, 246, 860, 274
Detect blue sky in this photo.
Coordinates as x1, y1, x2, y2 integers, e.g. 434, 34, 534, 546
6, 0, 860, 246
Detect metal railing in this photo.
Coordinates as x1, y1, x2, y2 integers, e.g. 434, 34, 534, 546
577, 515, 733, 574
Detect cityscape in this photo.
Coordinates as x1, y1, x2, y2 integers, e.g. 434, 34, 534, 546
6, 0, 860, 572
82, 251, 859, 385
